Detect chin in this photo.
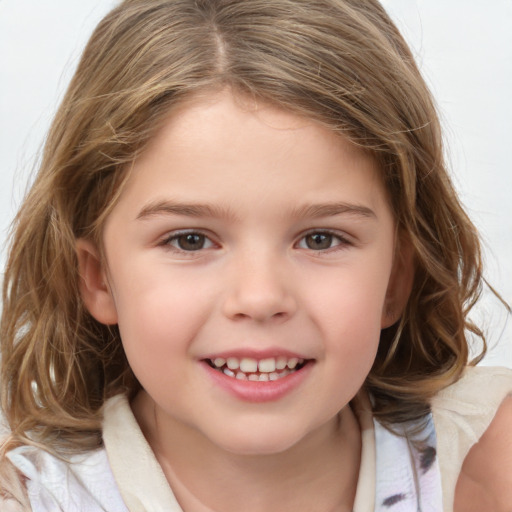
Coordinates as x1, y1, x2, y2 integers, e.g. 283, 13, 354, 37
210, 425, 307, 457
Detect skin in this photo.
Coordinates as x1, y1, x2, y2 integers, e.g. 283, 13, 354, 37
454, 396, 512, 512
77, 90, 414, 511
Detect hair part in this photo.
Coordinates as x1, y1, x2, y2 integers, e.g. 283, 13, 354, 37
2, 0, 488, 455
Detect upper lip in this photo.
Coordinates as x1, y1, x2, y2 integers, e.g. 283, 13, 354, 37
200, 348, 312, 361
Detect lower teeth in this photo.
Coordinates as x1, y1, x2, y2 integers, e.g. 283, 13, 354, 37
222, 367, 291, 381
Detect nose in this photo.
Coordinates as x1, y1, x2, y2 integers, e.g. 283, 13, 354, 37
221, 251, 297, 323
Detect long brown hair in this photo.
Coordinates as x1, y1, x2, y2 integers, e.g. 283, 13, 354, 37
1, 0, 488, 454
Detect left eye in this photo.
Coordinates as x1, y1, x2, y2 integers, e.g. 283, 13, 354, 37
165, 232, 214, 251
297, 232, 347, 251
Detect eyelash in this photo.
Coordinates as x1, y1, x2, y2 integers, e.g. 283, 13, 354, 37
160, 230, 216, 253
159, 229, 352, 254
295, 230, 352, 253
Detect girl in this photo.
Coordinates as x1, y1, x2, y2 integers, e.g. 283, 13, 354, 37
1, 0, 511, 510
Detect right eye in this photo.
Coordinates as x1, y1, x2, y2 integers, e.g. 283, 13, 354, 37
295, 230, 351, 252
162, 231, 215, 252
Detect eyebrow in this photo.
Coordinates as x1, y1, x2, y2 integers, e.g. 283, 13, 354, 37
136, 200, 376, 221
290, 202, 376, 220
137, 200, 235, 220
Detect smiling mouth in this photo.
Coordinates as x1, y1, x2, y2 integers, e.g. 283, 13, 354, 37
205, 356, 308, 382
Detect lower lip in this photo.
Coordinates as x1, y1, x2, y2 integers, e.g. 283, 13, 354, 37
202, 361, 313, 403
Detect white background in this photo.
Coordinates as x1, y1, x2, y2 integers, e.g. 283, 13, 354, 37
1, 1, 511, 366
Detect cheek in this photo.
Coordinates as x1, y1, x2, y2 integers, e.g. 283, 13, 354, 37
303, 258, 391, 375
306, 259, 391, 330
112, 258, 210, 327
320, 283, 383, 398
110, 265, 213, 377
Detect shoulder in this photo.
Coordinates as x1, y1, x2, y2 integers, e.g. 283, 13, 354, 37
433, 365, 512, 407
454, 395, 512, 511
432, 365, 512, 436
0, 455, 30, 511
431, 365, 512, 508
4, 443, 126, 511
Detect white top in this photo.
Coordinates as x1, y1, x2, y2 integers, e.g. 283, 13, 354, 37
3, 365, 512, 511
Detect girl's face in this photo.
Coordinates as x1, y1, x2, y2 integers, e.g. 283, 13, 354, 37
79, 91, 410, 456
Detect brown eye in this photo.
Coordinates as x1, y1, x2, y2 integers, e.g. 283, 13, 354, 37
178, 233, 205, 250
304, 233, 334, 250
297, 231, 349, 252
166, 232, 213, 251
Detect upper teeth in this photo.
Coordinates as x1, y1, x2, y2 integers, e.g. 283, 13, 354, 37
212, 356, 303, 373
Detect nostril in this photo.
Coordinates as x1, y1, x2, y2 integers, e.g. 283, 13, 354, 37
221, 284, 297, 322
229, 309, 290, 322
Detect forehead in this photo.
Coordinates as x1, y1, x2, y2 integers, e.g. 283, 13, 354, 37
109, 90, 388, 221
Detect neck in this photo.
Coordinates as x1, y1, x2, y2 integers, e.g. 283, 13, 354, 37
132, 392, 361, 512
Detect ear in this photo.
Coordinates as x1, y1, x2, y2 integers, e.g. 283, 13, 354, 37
381, 235, 415, 328
76, 238, 118, 325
